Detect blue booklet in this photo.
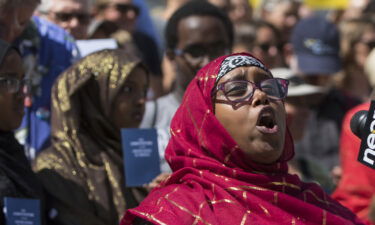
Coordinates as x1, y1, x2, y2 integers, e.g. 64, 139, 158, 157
3, 197, 41, 225
121, 128, 161, 187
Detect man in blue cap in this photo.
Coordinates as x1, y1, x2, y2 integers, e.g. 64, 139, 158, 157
290, 16, 360, 192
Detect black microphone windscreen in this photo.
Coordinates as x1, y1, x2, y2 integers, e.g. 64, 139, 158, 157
350, 110, 368, 138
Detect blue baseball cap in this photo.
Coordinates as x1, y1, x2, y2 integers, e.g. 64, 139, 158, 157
291, 16, 341, 75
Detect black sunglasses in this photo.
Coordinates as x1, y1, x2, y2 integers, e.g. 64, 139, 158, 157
52, 12, 91, 24
213, 78, 289, 109
257, 43, 283, 52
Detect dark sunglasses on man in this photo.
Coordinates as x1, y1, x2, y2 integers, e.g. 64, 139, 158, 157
50, 12, 91, 25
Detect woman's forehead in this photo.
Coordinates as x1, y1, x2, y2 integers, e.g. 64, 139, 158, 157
218, 66, 272, 82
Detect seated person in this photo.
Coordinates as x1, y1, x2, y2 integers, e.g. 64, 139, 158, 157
0, 40, 44, 223
34, 49, 149, 225
121, 53, 363, 225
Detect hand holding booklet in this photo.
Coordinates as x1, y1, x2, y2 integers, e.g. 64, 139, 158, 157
121, 128, 161, 187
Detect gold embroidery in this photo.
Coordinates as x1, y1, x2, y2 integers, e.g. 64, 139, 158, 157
273, 192, 278, 205
227, 185, 270, 192
109, 61, 119, 89
57, 76, 70, 112
104, 157, 125, 213
165, 198, 212, 225
207, 199, 236, 205
198, 110, 209, 141
211, 184, 216, 201
240, 210, 251, 225
224, 146, 239, 163
232, 169, 237, 178
259, 204, 270, 217
170, 128, 176, 137
134, 210, 167, 225
164, 186, 180, 200
303, 190, 332, 206
197, 74, 216, 81
322, 210, 327, 225
186, 104, 207, 147
270, 181, 300, 190
213, 173, 230, 182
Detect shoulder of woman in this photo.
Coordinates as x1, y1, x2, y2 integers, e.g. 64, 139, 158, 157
32, 146, 78, 184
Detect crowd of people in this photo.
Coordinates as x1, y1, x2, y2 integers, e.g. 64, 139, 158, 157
0, 0, 374, 224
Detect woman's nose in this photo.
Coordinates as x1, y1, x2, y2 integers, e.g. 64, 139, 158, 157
251, 89, 269, 107
135, 92, 146, 106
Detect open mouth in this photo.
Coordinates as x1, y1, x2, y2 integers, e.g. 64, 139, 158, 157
256, 108, 278, 134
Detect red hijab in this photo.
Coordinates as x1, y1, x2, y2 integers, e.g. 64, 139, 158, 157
121, 53, 364, 225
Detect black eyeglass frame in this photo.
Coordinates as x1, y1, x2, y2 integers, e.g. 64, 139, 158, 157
212, 78, 289, 109
0, 76, 29, 94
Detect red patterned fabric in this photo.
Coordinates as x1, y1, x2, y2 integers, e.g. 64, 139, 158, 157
121, 53, 364, 225
333, 102, 375, 225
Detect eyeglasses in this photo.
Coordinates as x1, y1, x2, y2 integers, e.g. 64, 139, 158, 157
51, 12, 91, 24
174, 44, 230, 65
213, 78, 289, 108
0, 77, 28, 94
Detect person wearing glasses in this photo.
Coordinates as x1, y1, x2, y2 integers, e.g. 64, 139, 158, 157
37, 0, 93, 40
233, 20, 285, 69
0, 40, 45, 224
140, 1, 233, 173
121, 52, 364, 225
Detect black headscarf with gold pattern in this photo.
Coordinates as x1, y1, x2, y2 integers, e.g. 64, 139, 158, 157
34, 49, 148, 225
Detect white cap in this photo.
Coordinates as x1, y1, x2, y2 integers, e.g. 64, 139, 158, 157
271, 67, 326, 97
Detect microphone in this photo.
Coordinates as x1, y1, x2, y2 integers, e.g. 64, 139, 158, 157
350, 110, 368, 138
350, 103, 375, 169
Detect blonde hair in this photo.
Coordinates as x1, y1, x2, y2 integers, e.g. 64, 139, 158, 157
365, 48, 375, 88
339, 17, 375, 61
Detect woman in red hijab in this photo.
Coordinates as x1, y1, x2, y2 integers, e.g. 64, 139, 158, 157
121, 53, 364, 225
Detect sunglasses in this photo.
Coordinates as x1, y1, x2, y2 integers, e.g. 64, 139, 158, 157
174, 44, 230, 65
51, 12, 91, 24
257, 43, 283, 52
213, 78, 289, 109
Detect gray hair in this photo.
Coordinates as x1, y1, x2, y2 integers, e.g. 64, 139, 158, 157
37, 0, 93, 13
260, 0, 300, 12
37, 0, 54, 13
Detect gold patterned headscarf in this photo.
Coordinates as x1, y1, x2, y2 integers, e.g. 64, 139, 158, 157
34, 49, 147, 225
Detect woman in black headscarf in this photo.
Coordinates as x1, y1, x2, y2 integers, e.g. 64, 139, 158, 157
0, 39, 44, 223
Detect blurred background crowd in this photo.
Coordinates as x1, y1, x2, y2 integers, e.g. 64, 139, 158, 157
0, 0, 375, 224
